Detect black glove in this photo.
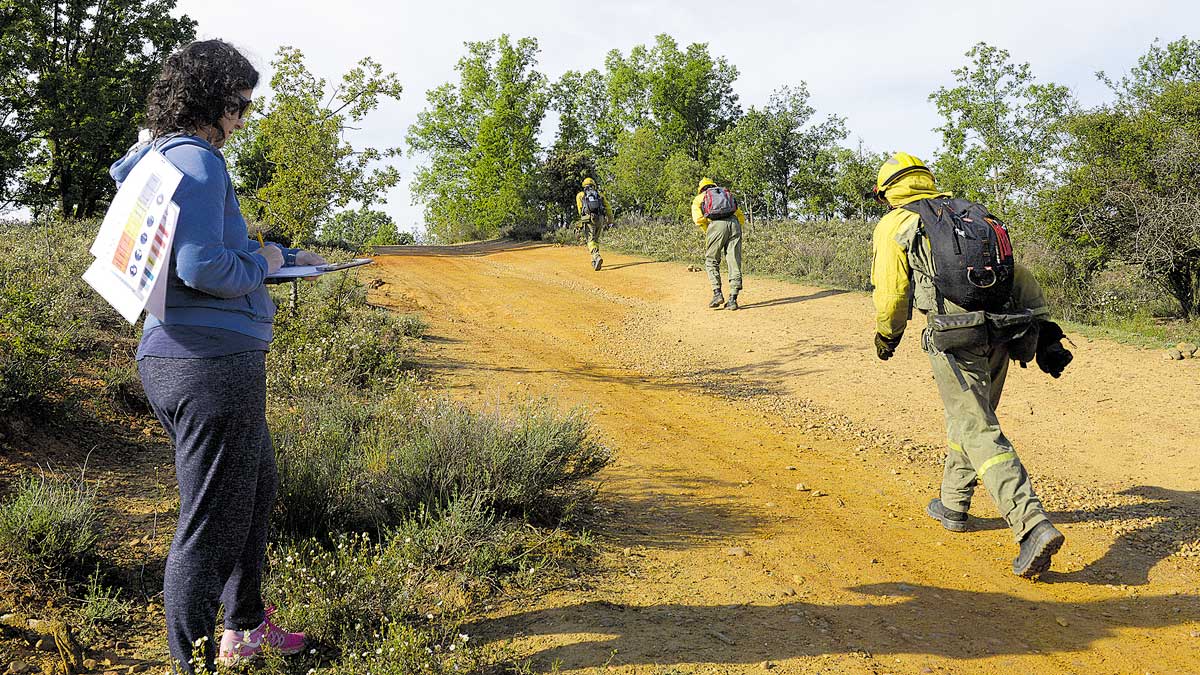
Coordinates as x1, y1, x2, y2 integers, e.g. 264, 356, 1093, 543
1035, 320, 1073, 378
875, 332, 903, 361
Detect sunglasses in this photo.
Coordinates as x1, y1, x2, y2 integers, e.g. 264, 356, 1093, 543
234, 93, 254, 119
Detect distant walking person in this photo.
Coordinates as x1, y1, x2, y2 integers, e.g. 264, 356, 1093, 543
692, 178, 746, 310
576, 177, 612, 271
111, 40, 319, 672
869, 152, 1074, 578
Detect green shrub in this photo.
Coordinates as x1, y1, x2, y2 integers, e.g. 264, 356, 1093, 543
264, 533, 428, 645
394, 399, 611, 524
500, 221, 548, 241
0, 218, 139, 414
268, 271, 416, 397
75, 566, 135, 639
0, 281, 75, 414
396, 313, 428, 339
271, 389, 413, 538
272, 392, 611, 540
99, 359, 148, 414
0, 472, 100, 582
263, 523, 572, 672
542, 226, 580, 246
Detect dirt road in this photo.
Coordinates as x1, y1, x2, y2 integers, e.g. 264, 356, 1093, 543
370, 241, 1199, 675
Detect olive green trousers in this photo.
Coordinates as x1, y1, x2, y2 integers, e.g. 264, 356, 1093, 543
927, 341, 1048, 541
705, 218, 742, 293
582, 216, 602, 254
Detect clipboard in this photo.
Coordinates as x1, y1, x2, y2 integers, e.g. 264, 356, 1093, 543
266, 257, 374, 281
317, 258, 374, 273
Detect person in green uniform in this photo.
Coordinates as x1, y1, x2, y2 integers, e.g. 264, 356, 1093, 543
869, 152, 1074, 578
576, 177, 613, 271
692, 178, 747, 310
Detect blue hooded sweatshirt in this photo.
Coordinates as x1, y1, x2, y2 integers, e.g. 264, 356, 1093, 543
109, 135, 297, 342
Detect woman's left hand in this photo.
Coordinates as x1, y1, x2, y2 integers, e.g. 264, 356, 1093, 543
294, 250, 327, 281
295, 250, 327, 266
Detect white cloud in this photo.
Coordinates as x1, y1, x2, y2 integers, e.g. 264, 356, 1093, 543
173, 0, 1197, 232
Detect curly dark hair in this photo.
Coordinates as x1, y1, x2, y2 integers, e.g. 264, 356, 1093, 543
146, 40, 259, 144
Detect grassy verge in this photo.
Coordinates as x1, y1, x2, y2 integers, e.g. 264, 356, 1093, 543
0, 218, 612, 674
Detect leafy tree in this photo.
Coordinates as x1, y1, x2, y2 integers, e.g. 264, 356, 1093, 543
930, 42, 1074, 220
830, 142, 889, 221
540, 148, 594, 227
549, 69, 610, 157
321, 206, 397, 248
0, 0, 194, 216
644, 35, 741, 163
407, 35, 548, 243
605, 126, 666, 216
227, 47, 402, 243
708, 85, 846, 220
602, 45, 653, 138
1099, 36, 1200, 105
659, 150, 704, 221
1044, 38, 1200, 318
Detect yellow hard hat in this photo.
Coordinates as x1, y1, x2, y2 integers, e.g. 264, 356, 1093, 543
697, 177, 716, 194
582, 177, 596, 187
876, 152, 932, 191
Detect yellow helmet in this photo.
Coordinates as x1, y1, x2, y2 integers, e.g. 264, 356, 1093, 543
876, 152, 932, 192
582, 177, 596, 187
697, 177, 716, 194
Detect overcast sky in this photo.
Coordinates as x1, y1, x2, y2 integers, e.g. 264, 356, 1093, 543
172, 0, 1196, 233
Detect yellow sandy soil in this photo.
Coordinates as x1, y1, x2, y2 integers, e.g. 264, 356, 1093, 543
372, 241, 1199, 675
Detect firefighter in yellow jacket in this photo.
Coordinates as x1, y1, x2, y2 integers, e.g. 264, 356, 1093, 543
692, 178, 747, 310
870, 152, 1074, 578
576, 177, 612, 271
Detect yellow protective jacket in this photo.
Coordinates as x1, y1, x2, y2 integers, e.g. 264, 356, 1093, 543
576, 189, 613, 223
870, 173, 1049, 339
691, 189, 746, 229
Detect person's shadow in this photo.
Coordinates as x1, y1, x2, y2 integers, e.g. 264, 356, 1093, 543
1047, 486, 1200, 586
736, 288, 849, 310
924, 486, 1197, 586
468, 583, 1198, 670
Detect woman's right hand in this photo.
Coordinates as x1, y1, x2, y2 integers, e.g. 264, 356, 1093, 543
257, 245, 284, 274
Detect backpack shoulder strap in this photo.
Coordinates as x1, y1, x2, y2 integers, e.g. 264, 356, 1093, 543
900, 197, 948, 314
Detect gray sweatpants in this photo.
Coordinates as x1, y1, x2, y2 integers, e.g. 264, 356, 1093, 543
139, 351, 276, 673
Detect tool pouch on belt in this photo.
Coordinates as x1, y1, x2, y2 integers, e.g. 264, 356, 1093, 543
987, 310, 1037, 362
925, 311, 989, 353
924, 310, 1037, 357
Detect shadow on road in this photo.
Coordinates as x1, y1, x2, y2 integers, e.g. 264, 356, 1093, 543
738, 288, 851, 310
595, 466, 765, 550
601, 260, 665, 271
903, 487, 1199, 587
469, 583, 1198, 670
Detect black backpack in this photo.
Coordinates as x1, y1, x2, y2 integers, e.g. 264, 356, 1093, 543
902, 196, 1015, 312
581, 185, 605, 217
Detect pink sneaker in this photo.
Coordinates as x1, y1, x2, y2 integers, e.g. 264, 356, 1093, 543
217, 606, 305, 665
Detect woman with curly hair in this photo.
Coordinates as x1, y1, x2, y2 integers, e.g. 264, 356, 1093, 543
109, 39, 314, 673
